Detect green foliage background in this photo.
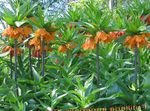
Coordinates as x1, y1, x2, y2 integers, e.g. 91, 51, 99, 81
0, 0, 150, 111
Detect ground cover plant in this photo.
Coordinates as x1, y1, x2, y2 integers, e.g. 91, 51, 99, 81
0, 0, 150, 111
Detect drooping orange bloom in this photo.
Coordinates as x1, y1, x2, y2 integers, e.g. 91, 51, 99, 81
29, 37, 41, 51
109, 32, 118, 39
124, 35, 148, 49
135, 35, 148, 48
31, 45, 52, 58
22, 25, 32, 37
95, 31, 112, 43
2, 26, 23, 39
82, 37, 96, 50
2, 46, 14, 56
142, 33, 150, 38
2, 25, 32, 39
2, 46, 22, 57
29, 28, 54, 54
109, 31, 125, 39
58, 45, 67, 53
35, 28, 54, 42
58, 41, 77, 53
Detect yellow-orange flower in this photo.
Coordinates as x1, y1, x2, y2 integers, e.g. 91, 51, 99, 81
22, 25, 32, 37
31, 45, 52, 58
124, 35, 148, 49
82, 37, 96, 50
58, 45, 67, 53
2, 46, 22, 57
35, 28, 54, 42
95, 31, 112, 43
2, 26, 23, 39
2, 46, 13, 53
29, 37, 41, 50
109, 32, 118, 39
109, 31, 125, 40
142, 33, 150, 38
2, 25, 32, 39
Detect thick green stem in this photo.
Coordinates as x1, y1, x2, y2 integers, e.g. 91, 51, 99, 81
41, 39, 45, 76
29, 47, 33, 78
96, 43, 100, 84
137, 48, 141, 89
134, 45, 140, 91
14, 39, 18, 95
38, 50, 40, 68
10, 54, 13, 79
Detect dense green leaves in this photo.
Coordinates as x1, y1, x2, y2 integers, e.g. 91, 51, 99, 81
0, 0, 150, 111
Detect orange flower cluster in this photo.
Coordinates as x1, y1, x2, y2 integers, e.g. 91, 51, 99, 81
124, 35, 148, 49
29, 38, 53, 57
58, 45, 67, 53
95, 31, 112, 43
82, 37, 96, 50
22, 25, 33, 37
82, 31, 125, 50
58, 42, 77, 53
31, 46, 52, 58
29, 28, 54, 57
109, 31, 125, 39
142, 33, 150, 38
29, 37, 41, 51
2, 26, 32, 39
35, 29, 54, 43
2, 46, 22, 57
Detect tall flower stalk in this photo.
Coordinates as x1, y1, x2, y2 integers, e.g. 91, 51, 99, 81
96, 43, 100, 84
10, 54, 13, 79
38, 50, 41, 68
124, 34, 148, 91
29, 45, 33, 78
134, 45, 141, 91
134, 45, 138, 90
41, 39, 45, 76
82, 31, 118, 85
14, 39, 18, 95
